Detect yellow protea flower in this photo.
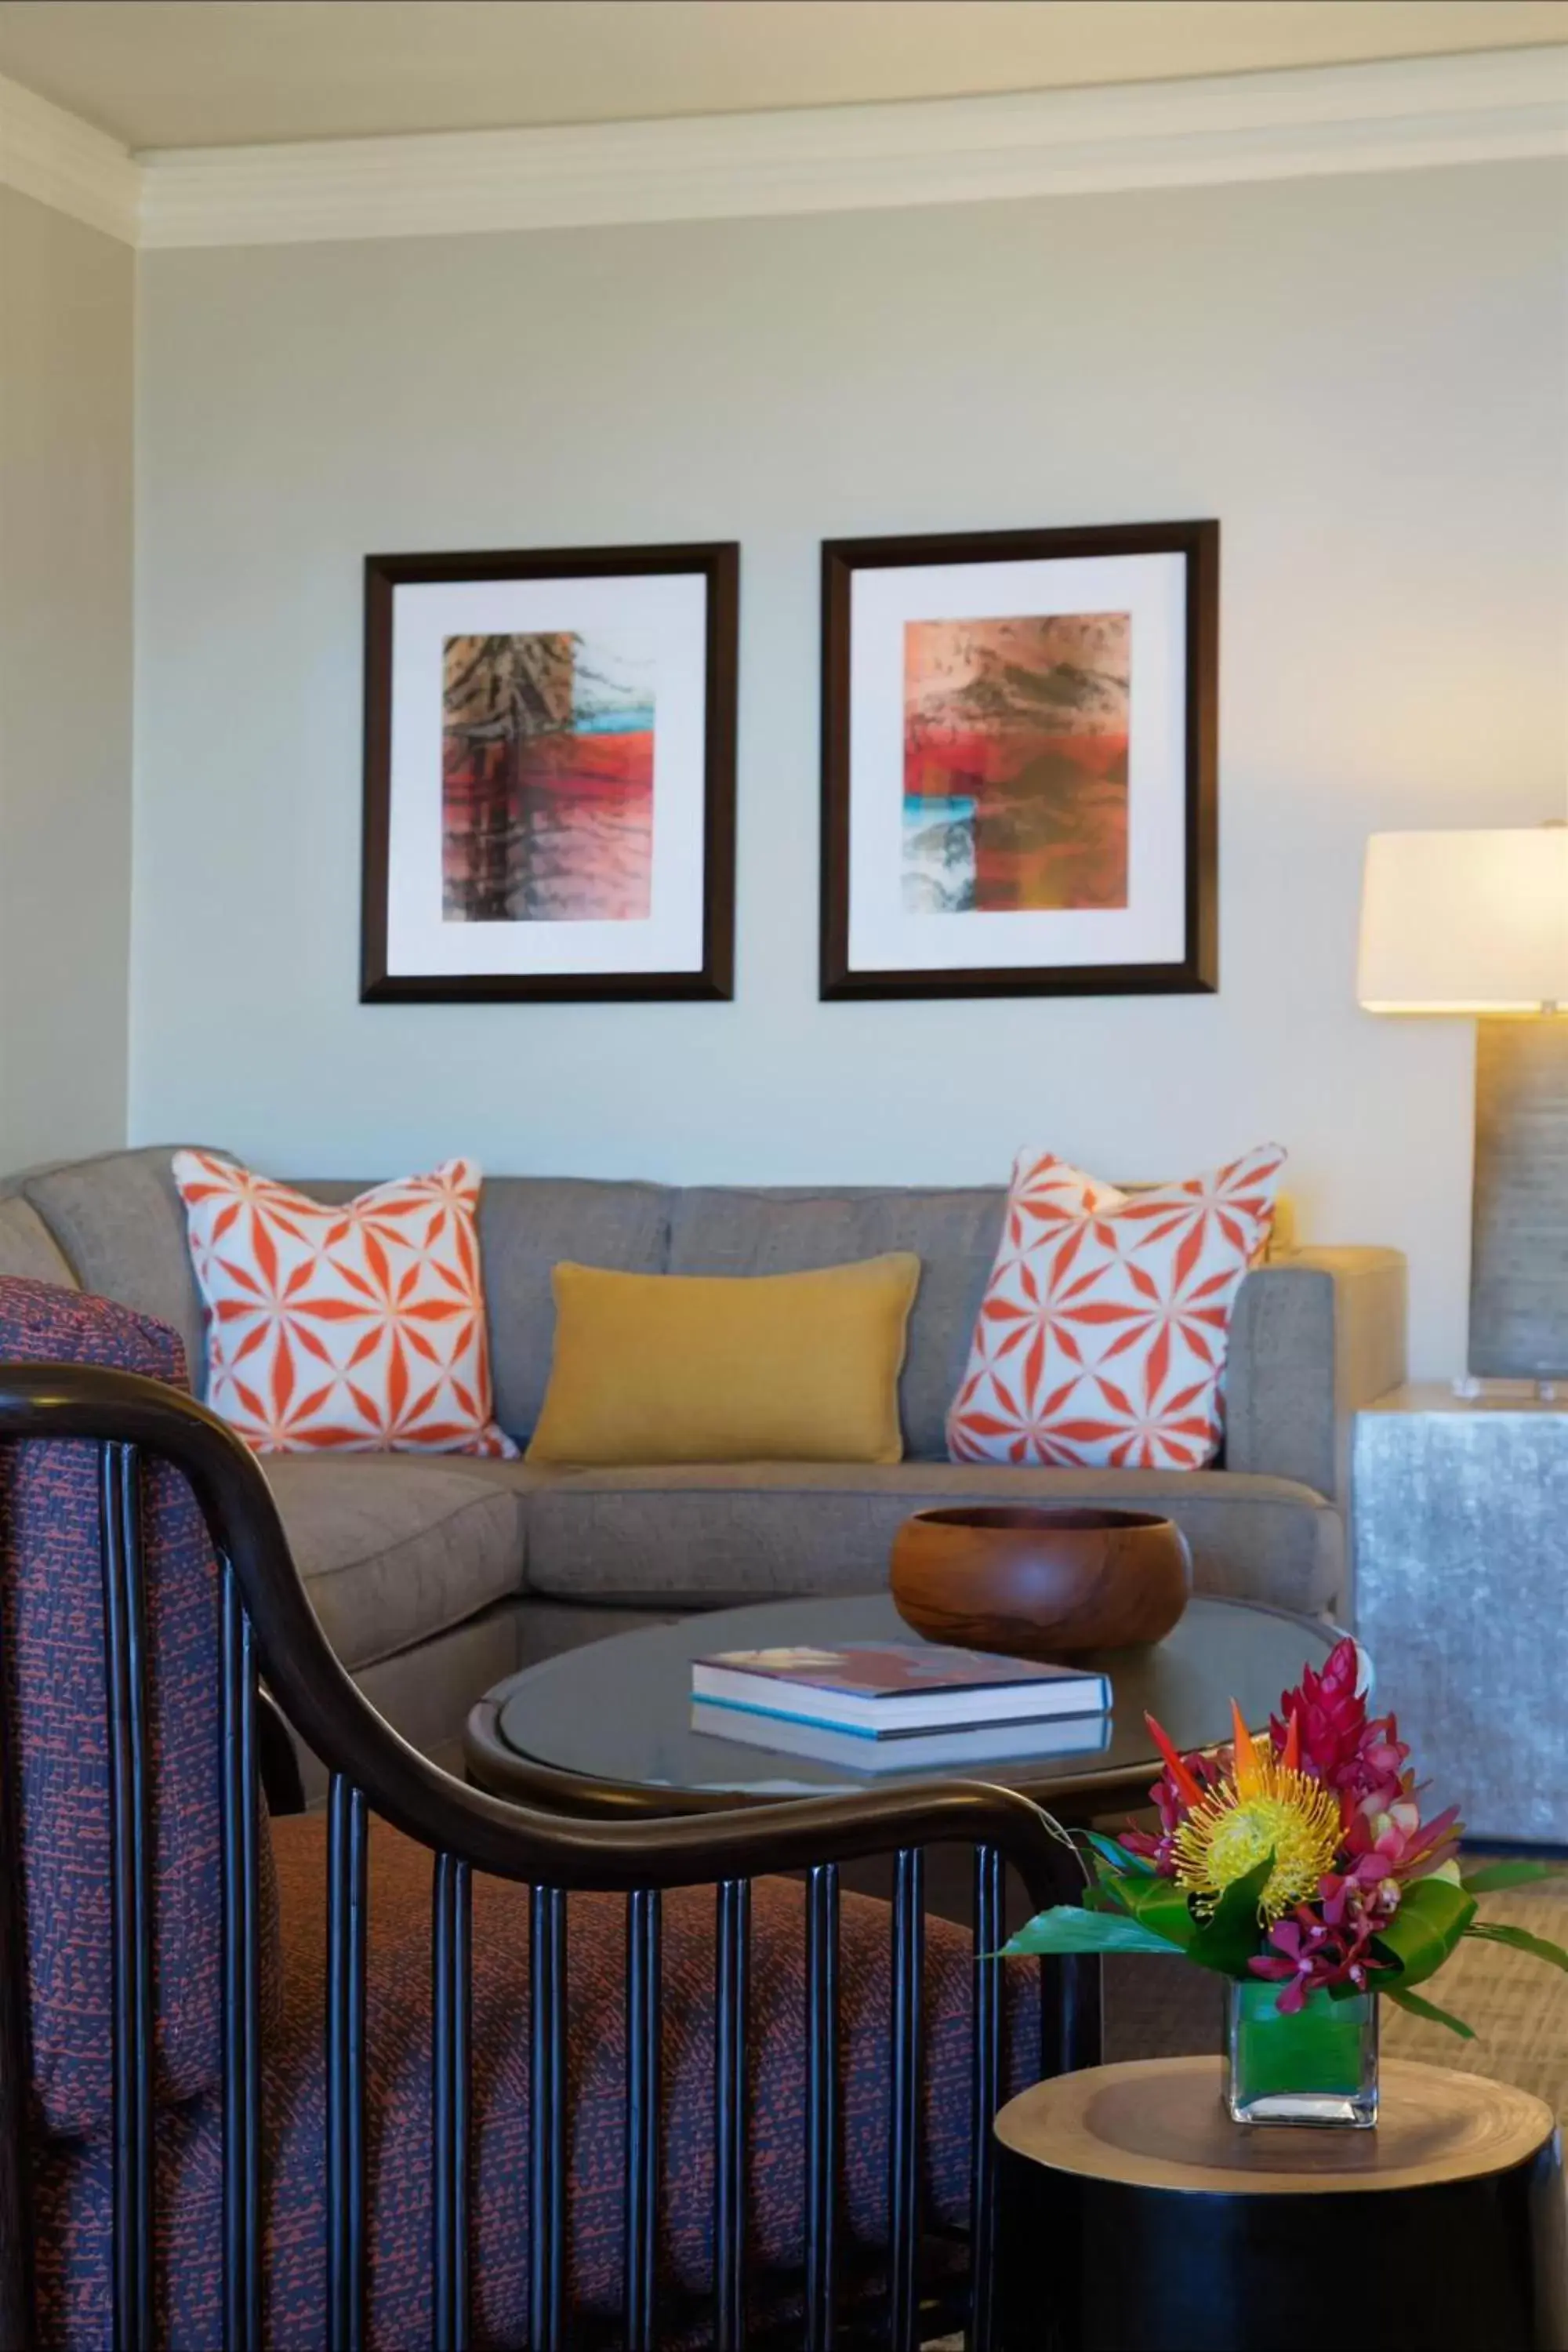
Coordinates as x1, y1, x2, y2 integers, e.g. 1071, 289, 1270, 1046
1171, 1704, 1345, 1923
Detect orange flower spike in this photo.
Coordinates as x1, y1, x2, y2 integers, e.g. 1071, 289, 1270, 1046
1279, 1710, 1301, 1773
1145, 1712, 1204, 1811
1229, 1700, 1263, 1798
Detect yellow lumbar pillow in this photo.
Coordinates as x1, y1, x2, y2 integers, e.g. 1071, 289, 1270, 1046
526, 1255, 921, 1467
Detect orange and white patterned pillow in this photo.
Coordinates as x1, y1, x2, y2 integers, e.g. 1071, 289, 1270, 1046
172, 1151, 517, 1457
946, 1143, 1285, 1472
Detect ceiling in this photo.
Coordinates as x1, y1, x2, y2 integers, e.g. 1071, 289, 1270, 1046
0, 0, 1563, 153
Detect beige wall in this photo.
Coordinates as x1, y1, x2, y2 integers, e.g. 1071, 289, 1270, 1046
0, 185, 133, 1167
131, 160, 1568, 1375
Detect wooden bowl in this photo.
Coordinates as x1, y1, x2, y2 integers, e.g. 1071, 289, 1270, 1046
890, 1504, 1192, 1660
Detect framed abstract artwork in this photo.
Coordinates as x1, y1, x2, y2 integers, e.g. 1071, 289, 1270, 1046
361, 542, 738, 1000
820, 521, 1218, 999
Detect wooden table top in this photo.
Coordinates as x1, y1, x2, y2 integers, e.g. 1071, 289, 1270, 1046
994, 2057, 1557, 2197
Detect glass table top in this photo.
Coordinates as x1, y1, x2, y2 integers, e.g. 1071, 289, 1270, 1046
495, 1592, 1338, 1802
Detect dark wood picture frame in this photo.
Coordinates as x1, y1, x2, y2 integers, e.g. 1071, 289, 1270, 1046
820, 519, 1218, 1000
361, 541, 739, 1002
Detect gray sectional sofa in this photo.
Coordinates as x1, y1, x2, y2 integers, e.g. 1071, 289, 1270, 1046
0, 1144, 1406, 1780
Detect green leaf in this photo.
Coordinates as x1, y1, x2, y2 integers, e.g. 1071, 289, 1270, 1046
1465, 1921, 1568, 1973
1372, 1875, 1478, 1992
1461, 1860, 1567, 1895
1085, 1831, 1155, 1876
999, 1905, 1186, 1960
1386, 1984, 1477, 2039
1120, 1871, 1198, 1951
1184, 1853, 1277, 1978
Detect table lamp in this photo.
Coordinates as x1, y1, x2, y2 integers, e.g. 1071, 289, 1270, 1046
1358, 824, 1568, 1381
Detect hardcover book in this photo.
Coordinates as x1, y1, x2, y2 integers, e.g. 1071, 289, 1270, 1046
690, 1700, 1114, 1774
690, 1640, 1110, 1736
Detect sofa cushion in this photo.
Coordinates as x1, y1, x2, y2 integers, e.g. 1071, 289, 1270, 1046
522, 1460, 1341, 1617
0, 1196, 78, 1286
528, 1254, 921, 1468
947, 1142, 1285, 1472
666, 1185, 1006, 1462
21, 1145, 214, 1381
262, 1456, 534, 1672
176, 1152, 517, 1458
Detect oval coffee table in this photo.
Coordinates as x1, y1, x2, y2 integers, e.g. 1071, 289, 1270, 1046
993, 2055, 1566, 2350
464, 1592, 1339, 1820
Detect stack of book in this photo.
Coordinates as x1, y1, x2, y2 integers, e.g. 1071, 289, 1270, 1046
690, 1639, 1112, 1773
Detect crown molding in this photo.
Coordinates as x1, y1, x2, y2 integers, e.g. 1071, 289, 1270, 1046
3, 47, 1565, 255
0, 70, 139, 243
133, 45, 1568, 251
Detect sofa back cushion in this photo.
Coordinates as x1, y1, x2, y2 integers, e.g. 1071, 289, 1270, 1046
20, 1146, 213, 1382
481, 1180, 673, 1437
0, 1196, 78, 1287
666, 1186, 1007, 1460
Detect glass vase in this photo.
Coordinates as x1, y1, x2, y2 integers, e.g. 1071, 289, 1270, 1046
1224, 1978, 1378, 2128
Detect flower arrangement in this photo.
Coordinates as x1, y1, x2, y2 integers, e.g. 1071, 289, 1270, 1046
1004, 1641, 1568, 2053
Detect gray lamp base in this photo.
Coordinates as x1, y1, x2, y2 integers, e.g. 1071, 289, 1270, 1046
1470, 1018, 1568, 1378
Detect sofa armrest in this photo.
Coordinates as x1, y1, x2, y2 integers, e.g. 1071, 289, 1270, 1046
1225, 1247, 1407, 1506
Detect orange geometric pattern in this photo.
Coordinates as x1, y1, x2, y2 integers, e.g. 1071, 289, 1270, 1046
946, 1143, 1285, 1472
172, 1152, 517, 1457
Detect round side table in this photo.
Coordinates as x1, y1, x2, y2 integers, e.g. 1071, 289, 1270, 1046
994, 2056, 1566, 2352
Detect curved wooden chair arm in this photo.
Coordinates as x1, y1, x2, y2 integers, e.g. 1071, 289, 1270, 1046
0, 1364, 1076, 1906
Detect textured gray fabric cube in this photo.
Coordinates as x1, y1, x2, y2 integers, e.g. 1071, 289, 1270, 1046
1353, 1385, 1568, 1842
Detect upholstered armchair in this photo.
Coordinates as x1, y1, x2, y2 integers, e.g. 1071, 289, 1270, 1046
0, 1279, 1087, 2350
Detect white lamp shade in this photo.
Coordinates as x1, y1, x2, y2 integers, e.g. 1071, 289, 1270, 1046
1358, 829, 1568, 1013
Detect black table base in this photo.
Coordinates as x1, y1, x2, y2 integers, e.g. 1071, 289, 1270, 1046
996, 2129, 1568, 2352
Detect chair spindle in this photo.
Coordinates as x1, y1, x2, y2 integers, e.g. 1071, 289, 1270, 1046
887, 1845, 925, 2352
528, 1885, 568, 2352
326, 1775, 368, 2351
219, 1563, 262, 2352
624, 1887, 661, 2350
1043, 1951, 1102, 2078
804, 1860, 840, 2352
967, 1843, 1004, 2352
713, 1876, 750, 2352
432, 1852, 473, 2351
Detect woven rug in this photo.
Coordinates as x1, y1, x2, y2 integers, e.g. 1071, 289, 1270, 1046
1379, 1886, 1568, 2111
